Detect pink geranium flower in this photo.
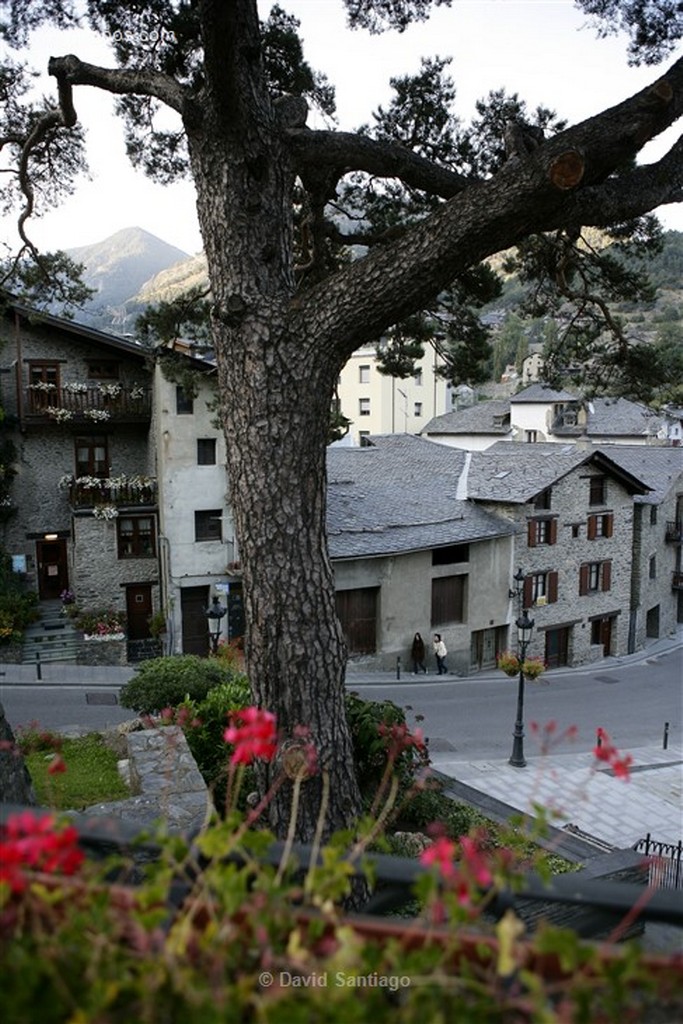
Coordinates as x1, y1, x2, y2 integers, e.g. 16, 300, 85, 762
0, 812, 84, 893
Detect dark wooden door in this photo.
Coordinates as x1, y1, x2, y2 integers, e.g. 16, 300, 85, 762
545, 627, 569, 669
126, 585, 153, 640
335, 587, 378, 654
36, 539, 68, 600
181, 585, 211, 655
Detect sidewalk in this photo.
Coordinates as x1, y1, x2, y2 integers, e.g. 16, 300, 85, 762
430, 742, 683, 850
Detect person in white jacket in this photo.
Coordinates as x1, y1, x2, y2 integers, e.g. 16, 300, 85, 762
433, 634, 448, 675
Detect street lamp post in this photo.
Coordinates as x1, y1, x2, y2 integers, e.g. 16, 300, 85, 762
206, 595, 227, 655
509, 569, 535, 768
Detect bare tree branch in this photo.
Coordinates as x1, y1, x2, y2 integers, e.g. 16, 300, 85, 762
287, 128, 475, 198
47, 55, 190, 115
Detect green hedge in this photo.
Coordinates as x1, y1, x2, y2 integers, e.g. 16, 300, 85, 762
119, 655, 246, 714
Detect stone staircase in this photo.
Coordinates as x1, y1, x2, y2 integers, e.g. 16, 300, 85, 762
22, 600, 81, 665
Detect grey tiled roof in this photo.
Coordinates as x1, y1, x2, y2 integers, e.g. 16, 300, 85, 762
326, 435, 515, 559
467, 441, 651, 503
584, 398, 663, 437
595, 445, 683, 504
422, 400, 511, 435
467, 443, 590, 503
510, 384, 577, 403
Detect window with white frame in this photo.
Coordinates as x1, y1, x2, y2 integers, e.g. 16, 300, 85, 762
359, 397, 371, 416
359, 365, 370, 383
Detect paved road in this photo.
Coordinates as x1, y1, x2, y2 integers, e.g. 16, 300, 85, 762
1, 641, 681, 758
349, 647, 682, 760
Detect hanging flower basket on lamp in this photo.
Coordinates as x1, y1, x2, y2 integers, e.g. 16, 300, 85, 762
521, 656, 546, 680
497, 651, 521, 677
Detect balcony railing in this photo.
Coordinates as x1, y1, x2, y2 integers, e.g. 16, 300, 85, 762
24, 385, 151, 423
67, 476, 157, 510
665, 520, 682, 543
672, 571, 683, 591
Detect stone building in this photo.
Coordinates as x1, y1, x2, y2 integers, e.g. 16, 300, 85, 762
327, 436, 515, 674
0, 301, 160, 651
467, 443, 650, 667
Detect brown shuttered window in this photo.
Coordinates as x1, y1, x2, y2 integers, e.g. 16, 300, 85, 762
547, 570, 559, 604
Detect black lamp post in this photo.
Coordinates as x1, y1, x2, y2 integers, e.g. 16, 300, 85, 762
509, 569, 535, 768
206, 595, 227, 655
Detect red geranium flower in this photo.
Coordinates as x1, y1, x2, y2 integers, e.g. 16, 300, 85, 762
224, 707, 278, 765
0, 811, 84, 893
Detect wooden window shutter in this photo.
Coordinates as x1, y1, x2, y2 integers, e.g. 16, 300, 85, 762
549, 518, 558, 545
604, 513, 614, 538
587, 515, 596, 540
601, 560, 612, 591
579, 564, 589, 595
527, 520, 537, 548
523, 575, 533, 608
547, 571, 559, 604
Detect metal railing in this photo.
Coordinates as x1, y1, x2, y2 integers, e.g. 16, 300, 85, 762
633, 834, 683, 890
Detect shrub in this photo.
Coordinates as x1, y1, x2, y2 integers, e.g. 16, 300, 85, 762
119, 655, 245, 714
178, 677, 252, 788
0, 591, 39, 641
345, 691, 428, 803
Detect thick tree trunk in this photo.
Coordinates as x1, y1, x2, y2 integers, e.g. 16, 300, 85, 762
185, 88, 362, 839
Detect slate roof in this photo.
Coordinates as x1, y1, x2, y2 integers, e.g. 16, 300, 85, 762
422, 400, 511, 436
582, 397, 663, 438
510, 384, 577, 403
326, 435, 515, 559
595, 445, 683, 505
467, 441, 650, 504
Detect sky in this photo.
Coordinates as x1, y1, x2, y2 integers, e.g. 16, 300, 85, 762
2, 0, 681, 256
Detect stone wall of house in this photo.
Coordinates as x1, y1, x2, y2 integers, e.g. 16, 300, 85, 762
77, 637, 128, 666
72, 516, 158, 615
478, 465, 636, 666
631, 496, 681, 651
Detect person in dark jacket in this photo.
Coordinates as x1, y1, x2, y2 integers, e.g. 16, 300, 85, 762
411, 632, 427, 674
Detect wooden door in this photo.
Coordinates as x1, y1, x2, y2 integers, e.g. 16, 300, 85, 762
545, 627, 569, 668
126, 585, 153, 640
181, 585, 211, 655
36, 539, 68, 600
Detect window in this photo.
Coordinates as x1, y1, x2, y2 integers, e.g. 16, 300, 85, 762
194, 510, 222, 542
523, 571, 558, 606
359, 398, 371, 416
431, 575, 466, 625
525, 430, 538, 443
117, 515, 156, 558
579, 560, 611, 594
197, 438, 217, 465
359, 365, 370, 383
572, 524, 580, 539
650, 506, 658, 526
589, 476, 606, 506
527, 517, 557, 547
75, 436, 109, 478
176, 386, 194, 415
534, 488, 552, 510
587, 513, 614, 539
649, 555, 657, 579
414, 369, 423, 386
86, 360, 119, 380
432, 544, 469, 566
28, 362, 60, 410
414, 402, 423, 417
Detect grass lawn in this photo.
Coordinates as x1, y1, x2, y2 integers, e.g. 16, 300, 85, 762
25, 733, 131, 810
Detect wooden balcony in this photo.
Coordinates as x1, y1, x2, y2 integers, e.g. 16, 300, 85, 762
23, 385, 151, 424
665, 520, 682, 543
67, 476, 157, 510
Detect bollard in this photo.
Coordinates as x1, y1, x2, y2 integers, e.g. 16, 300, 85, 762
35, 652, 42, 681
396, 656, 401, 681
663, 721, 669, 751
596, 728, 602, 749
